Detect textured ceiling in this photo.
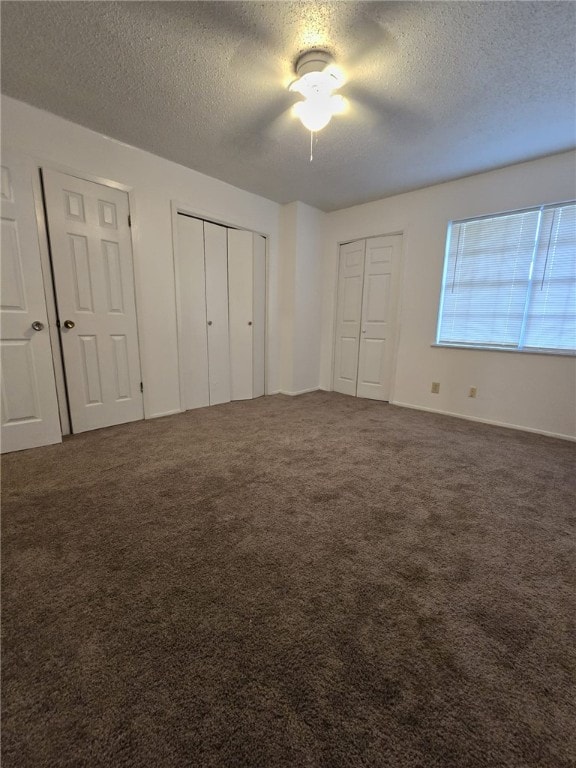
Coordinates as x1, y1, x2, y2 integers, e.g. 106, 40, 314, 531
2, 1, 575, 211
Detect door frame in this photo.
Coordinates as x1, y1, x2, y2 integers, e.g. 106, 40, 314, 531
35, 161, 145, 433
170, 200, 270, 411
331, 230, 406, 403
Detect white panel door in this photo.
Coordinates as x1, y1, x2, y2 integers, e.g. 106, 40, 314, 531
1, 153, 62, 452
204, 222, 231, 405
333, 239, 366, 396
252, 235, 266, 398
356, 234, 402, 401
42, 169, 143, 433
228, 229, 254, 401
176, 214, 209, 410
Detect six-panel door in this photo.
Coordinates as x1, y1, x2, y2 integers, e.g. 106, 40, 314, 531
333, 239, 366, 396
42, 169, 143, 433
1, 153, 62, 452
333, 234, 402, 401
356, 235, 402, 401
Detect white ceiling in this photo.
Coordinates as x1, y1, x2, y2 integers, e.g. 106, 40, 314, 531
1, 1, 575, 212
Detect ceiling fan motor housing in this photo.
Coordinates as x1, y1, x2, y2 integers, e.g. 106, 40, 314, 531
294, 50, 333, 77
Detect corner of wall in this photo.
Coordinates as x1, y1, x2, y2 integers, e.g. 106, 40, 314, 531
278, 201, 326, 395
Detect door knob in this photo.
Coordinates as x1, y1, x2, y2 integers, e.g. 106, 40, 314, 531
362, 329, 366, 333
207, 320, 213, 326
31, 321, 44, 331
248, 321, 253, 326
63, 320, 75, 329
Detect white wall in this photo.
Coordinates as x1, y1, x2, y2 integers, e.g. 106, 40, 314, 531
278, 203, 297, 392
321, 151, 576, 439
1, 96, 282, 419
278, 201, 324, 394
293, 202, 324, 393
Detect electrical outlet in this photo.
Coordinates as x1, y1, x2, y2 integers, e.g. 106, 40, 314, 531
469, 386, 477, 398
431, 382, 440, 394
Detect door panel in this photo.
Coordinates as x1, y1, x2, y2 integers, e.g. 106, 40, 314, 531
78, 334, 103, 404
228, 229, 254, 401
333, 240, 365, 396
361, 338, 387, 383
1, 153, 61, 452
103, 241, 124, 313
1, 220, 27, 309
342, 275, 363, 320
2, 340, 41, 421
356, 235, 402, 401
338, 336, 358, 382
43, 169, 143, 433
69, 234, 93, 311
365, 273, 390, 322
111, 335, 131, 399
204, 222, 231, 406
176, 214, 209, 410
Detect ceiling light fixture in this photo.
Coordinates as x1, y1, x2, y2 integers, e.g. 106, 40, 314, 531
289, 50, 347, 160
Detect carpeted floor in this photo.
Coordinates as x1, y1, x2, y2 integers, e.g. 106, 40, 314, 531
2, 391, 575, 768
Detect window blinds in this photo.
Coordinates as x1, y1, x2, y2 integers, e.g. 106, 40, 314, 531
524, 204, 576, 350
437, 202, 576, 352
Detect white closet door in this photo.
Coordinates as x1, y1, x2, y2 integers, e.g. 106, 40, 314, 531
228, 229, 254, 401
333, 239, 366, 396
356, 234, 402, 401
1, 153, 61, 452
176, 214, 209, 410
204, 222, 231, 405
42, 169, 143, 433
252, 235, 266, 398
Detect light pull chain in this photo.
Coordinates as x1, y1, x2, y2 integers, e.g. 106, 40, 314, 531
309, 131, 319, 162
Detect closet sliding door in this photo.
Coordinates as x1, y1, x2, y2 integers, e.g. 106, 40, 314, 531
176, 213, 266, 412
228, 230, 265, 401
204, 222, 230, 405
176, 214, 209, 410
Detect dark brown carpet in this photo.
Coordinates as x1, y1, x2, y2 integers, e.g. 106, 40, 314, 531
2, 391, 575, 768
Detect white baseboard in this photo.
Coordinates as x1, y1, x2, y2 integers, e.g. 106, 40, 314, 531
391, 400, 576, 442
272, 387, 320, 397
147, 408, 182, 420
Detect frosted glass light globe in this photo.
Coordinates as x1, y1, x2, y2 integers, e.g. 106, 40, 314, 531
289, 66, 347, 133
293, 98, 333, 132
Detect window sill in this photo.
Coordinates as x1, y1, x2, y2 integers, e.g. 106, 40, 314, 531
431, 343, 576, 358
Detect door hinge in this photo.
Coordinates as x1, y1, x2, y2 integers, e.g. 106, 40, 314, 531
140, 381, 144, 393
128, 214, 132, 228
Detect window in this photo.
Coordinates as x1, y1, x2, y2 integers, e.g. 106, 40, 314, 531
436, 202, 576, 353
